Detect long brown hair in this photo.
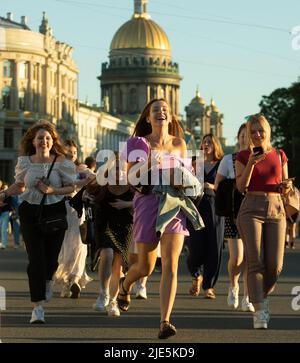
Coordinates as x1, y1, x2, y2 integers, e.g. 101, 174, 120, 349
20, 120, 66, 156
65, 139, 80, 165
201, 133, 224, 161
132, 98, 184, 139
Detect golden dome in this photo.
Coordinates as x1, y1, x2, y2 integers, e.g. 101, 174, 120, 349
211, 99, 219, 112
110, 16, 171, 51
191, 90, 205, 105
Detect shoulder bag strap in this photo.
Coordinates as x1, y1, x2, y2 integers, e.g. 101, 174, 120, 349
232, 153, 237, 176
38, 155, 58, 220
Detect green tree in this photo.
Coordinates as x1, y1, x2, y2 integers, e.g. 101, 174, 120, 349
259, 81, 300, 186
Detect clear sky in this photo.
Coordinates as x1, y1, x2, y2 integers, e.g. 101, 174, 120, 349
2, 0, 300, 145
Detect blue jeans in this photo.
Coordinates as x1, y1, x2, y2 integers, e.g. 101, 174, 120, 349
0, 211, 10, 247
11, 217, 20, 245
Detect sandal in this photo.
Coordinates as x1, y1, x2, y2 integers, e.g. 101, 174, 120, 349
204, 288, 216, 299
117, 277, 131, 311
158, 320, 177, 339
189, 276, 202, 296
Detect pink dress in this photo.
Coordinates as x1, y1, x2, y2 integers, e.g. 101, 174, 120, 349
125, 137, 189, 243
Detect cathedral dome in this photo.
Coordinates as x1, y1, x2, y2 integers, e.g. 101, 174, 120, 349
191, 90, 206, 105
110, 1, 171, 51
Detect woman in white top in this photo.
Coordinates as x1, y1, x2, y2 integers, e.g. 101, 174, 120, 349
0, 120, 76, 324
215, 123, 254, 312
55, 140, 94, 298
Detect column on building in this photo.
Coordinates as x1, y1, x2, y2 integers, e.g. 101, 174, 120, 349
37, 63, 43, 113
175, 87, 180, 117
171, 87, 176, 115
121, 84, 128, 114
112, 85, 118, 114
12, 61, 19, 110
44, 59, 52, 115
28, 62, 33, 111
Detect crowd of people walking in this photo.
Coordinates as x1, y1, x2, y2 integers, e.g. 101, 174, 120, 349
0, 100, 299, 338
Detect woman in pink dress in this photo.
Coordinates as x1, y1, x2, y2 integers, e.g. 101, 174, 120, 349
117, 98, 189, 339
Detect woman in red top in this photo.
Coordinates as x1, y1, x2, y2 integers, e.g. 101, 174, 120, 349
236, 114, 290, 330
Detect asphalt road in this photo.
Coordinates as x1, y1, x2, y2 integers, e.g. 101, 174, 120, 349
0, 241, 300, 344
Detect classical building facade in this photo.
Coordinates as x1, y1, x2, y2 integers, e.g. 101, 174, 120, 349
185, 89, 225, 147
0, 1, 225, 182
77, 103, 133, 157
99, 0, 181, 120
0, 12, 79, 181
0, 12, 133, 182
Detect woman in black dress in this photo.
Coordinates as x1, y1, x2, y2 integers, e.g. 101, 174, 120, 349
187, 134, 225, 299
89, 159, 133, 317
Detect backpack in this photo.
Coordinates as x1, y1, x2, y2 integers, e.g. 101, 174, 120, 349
215, 154, 244, 219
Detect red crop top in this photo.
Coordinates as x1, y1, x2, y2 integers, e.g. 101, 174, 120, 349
236, 148, 288, 192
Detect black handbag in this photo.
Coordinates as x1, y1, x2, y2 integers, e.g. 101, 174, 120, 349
36, 156, 68, 234
215, 153, 244, 219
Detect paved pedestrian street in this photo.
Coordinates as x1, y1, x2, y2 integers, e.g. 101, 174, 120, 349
0, 244, 299, 343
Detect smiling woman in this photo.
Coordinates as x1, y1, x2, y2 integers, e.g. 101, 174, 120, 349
117, 98, 200, 339
0, 120, 76, 325
235, 114, 289, 330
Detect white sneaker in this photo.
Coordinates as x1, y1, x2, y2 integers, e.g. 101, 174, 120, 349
253, 310, 268, 329
241, 296, 255, 312
0, 243, 6, 250
93, 293, 110, 311
30, 305, 45, 324
227, 286, 239, 309
45, 280, 53, 302
135, 285, 147, 300
60, 282, 71, 298
107, 300, 120, 317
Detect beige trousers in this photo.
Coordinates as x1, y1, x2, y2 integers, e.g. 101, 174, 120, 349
236, 194, 286, 304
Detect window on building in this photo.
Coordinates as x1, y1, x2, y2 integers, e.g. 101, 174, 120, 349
4, 128, 14, 148
62, 75, 66, 90
19, 89, 26, 111
150, 86, 156, 100
54, 99, 57, 117
62, 99, 67, 119
33, 91, 38, 111
54, 72, 57, 87
19, 61, 29, 79
3, 60, 13, 77
1, 87, 11, 110
0, 160, 12, 183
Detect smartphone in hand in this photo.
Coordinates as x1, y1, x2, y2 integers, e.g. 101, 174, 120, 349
253, 146, 264, 155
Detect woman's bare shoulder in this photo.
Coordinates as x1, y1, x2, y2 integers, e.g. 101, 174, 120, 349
171, 136, 186, 145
